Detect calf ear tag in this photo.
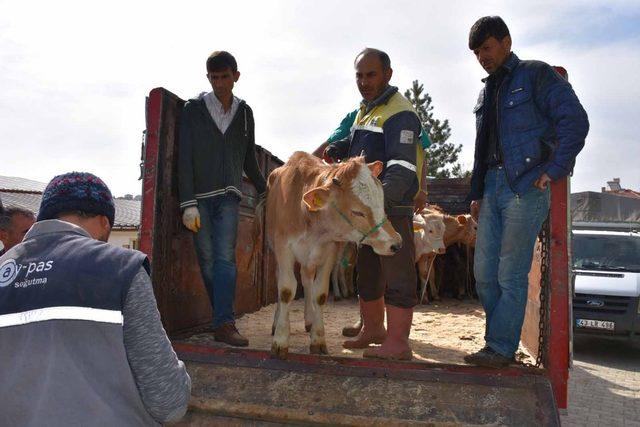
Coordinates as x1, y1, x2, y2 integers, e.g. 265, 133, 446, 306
303, 187, 329, 211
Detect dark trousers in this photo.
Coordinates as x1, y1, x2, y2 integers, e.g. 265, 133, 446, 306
356, 215, 417, 308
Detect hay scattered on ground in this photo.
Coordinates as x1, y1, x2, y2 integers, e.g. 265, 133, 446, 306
184, 298, 534, 365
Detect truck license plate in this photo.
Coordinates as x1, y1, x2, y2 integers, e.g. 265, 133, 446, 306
576, 319, 615, 330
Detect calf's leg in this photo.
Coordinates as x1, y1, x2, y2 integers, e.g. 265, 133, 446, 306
271, 245, 297, 359
308, 250, 335, 354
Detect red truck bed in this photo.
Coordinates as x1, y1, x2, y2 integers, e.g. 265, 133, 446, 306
140, 87, 570, 425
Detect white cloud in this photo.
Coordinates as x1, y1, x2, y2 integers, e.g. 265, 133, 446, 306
0, 0, 638, 195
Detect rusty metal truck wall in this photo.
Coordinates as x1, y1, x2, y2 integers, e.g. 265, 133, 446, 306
141, 88, 282, 335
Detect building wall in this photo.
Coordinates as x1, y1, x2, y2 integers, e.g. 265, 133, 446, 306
108, 229, 139, 249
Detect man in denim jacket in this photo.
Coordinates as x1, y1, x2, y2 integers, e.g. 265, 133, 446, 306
464, 16, 589, 367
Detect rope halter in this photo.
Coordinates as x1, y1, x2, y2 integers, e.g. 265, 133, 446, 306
330, 201, 387, 245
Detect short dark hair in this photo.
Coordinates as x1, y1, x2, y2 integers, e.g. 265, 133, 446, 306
206, 51, 238, 73
469, 16, 510, 50
355, 48, 391, 71
0, 206, 35, 231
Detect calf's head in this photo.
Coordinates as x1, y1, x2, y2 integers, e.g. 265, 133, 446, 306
302, 157, 402, 256
456, 214, 478, 247
413, 213, 446, 255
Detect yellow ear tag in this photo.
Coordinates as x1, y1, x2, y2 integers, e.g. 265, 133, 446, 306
313, 194, 324, 208
413, 226, 421, 232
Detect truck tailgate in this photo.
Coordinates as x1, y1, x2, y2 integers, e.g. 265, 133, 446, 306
173, 343, 559, 426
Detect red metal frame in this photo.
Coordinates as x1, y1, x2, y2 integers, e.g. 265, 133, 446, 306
547, 178, 571, 409
174, 342, 547, 379
140, 87, 571, 411
139, 88, 163, 261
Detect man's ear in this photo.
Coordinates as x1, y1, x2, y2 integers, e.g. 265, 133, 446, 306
367, 161, 384, 178
100, 215, 111, 229
384, 67, 393, 84
457, 214, 467, 225
302, 187, 330, 212
502, 35, 512, 51
234, 71, 241, 82
0, 230, 8, 245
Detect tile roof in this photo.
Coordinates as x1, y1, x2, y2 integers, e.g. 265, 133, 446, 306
0, 191, 140, 229
0, 175, 47, 193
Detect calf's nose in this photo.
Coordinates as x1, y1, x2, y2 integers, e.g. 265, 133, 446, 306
390, 241, 403, 253
437, 247, 446, 255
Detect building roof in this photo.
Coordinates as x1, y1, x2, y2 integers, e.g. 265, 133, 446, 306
0, 175, 47, 193
606, 189, 640, 199
0, 176, 140, 229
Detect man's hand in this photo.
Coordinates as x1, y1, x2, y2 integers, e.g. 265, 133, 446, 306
182, 206, 201, 233
323, 144, 339, 163
534, 173, 552, 190
414, 190, 429, 214
470, 200, 481, 221
312, 142, 329, 158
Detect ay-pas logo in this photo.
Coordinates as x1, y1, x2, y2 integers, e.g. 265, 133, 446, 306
0, 259, 54, 288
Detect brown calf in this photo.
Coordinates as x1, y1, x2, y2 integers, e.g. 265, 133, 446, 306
266, 152, 402, 358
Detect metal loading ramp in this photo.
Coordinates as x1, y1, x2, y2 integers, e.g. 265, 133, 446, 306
173, 344, 559, 426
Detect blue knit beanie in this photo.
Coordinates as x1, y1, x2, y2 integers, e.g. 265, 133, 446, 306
37, 172, 115, 227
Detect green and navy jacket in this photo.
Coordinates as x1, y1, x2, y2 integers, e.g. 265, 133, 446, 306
329, 86, 421, 216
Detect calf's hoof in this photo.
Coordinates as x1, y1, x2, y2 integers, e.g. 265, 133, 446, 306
271, 342, 289, 359
309, 342, 328, 355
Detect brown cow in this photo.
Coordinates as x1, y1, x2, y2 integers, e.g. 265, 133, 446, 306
266, 152, 402, 358
419, 206, 477, 301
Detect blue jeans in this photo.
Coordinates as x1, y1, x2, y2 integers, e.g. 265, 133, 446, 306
474, 168, 550, 358
192, 194, 240, 328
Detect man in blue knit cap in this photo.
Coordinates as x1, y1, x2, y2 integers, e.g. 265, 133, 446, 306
0, 172, 191, 426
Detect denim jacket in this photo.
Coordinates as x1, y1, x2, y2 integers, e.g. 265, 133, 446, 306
468, 53, 589, 200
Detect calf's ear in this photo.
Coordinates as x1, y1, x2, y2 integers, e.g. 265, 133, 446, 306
367, 161, 384, 178
303, 187, 330, 212
457, 214, 467, 224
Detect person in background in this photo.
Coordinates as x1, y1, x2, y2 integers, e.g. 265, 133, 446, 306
0, 206, 35, 255
0, 172, 191, 425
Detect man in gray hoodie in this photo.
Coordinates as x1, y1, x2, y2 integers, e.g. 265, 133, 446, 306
178, 51, 267, 347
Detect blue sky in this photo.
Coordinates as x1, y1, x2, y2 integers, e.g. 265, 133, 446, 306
1, 0, 638, 196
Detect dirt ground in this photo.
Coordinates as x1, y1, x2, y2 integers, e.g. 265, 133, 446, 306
184, 297, 534, 365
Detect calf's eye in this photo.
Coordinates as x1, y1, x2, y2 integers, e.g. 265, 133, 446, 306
351, 210, 365, 218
